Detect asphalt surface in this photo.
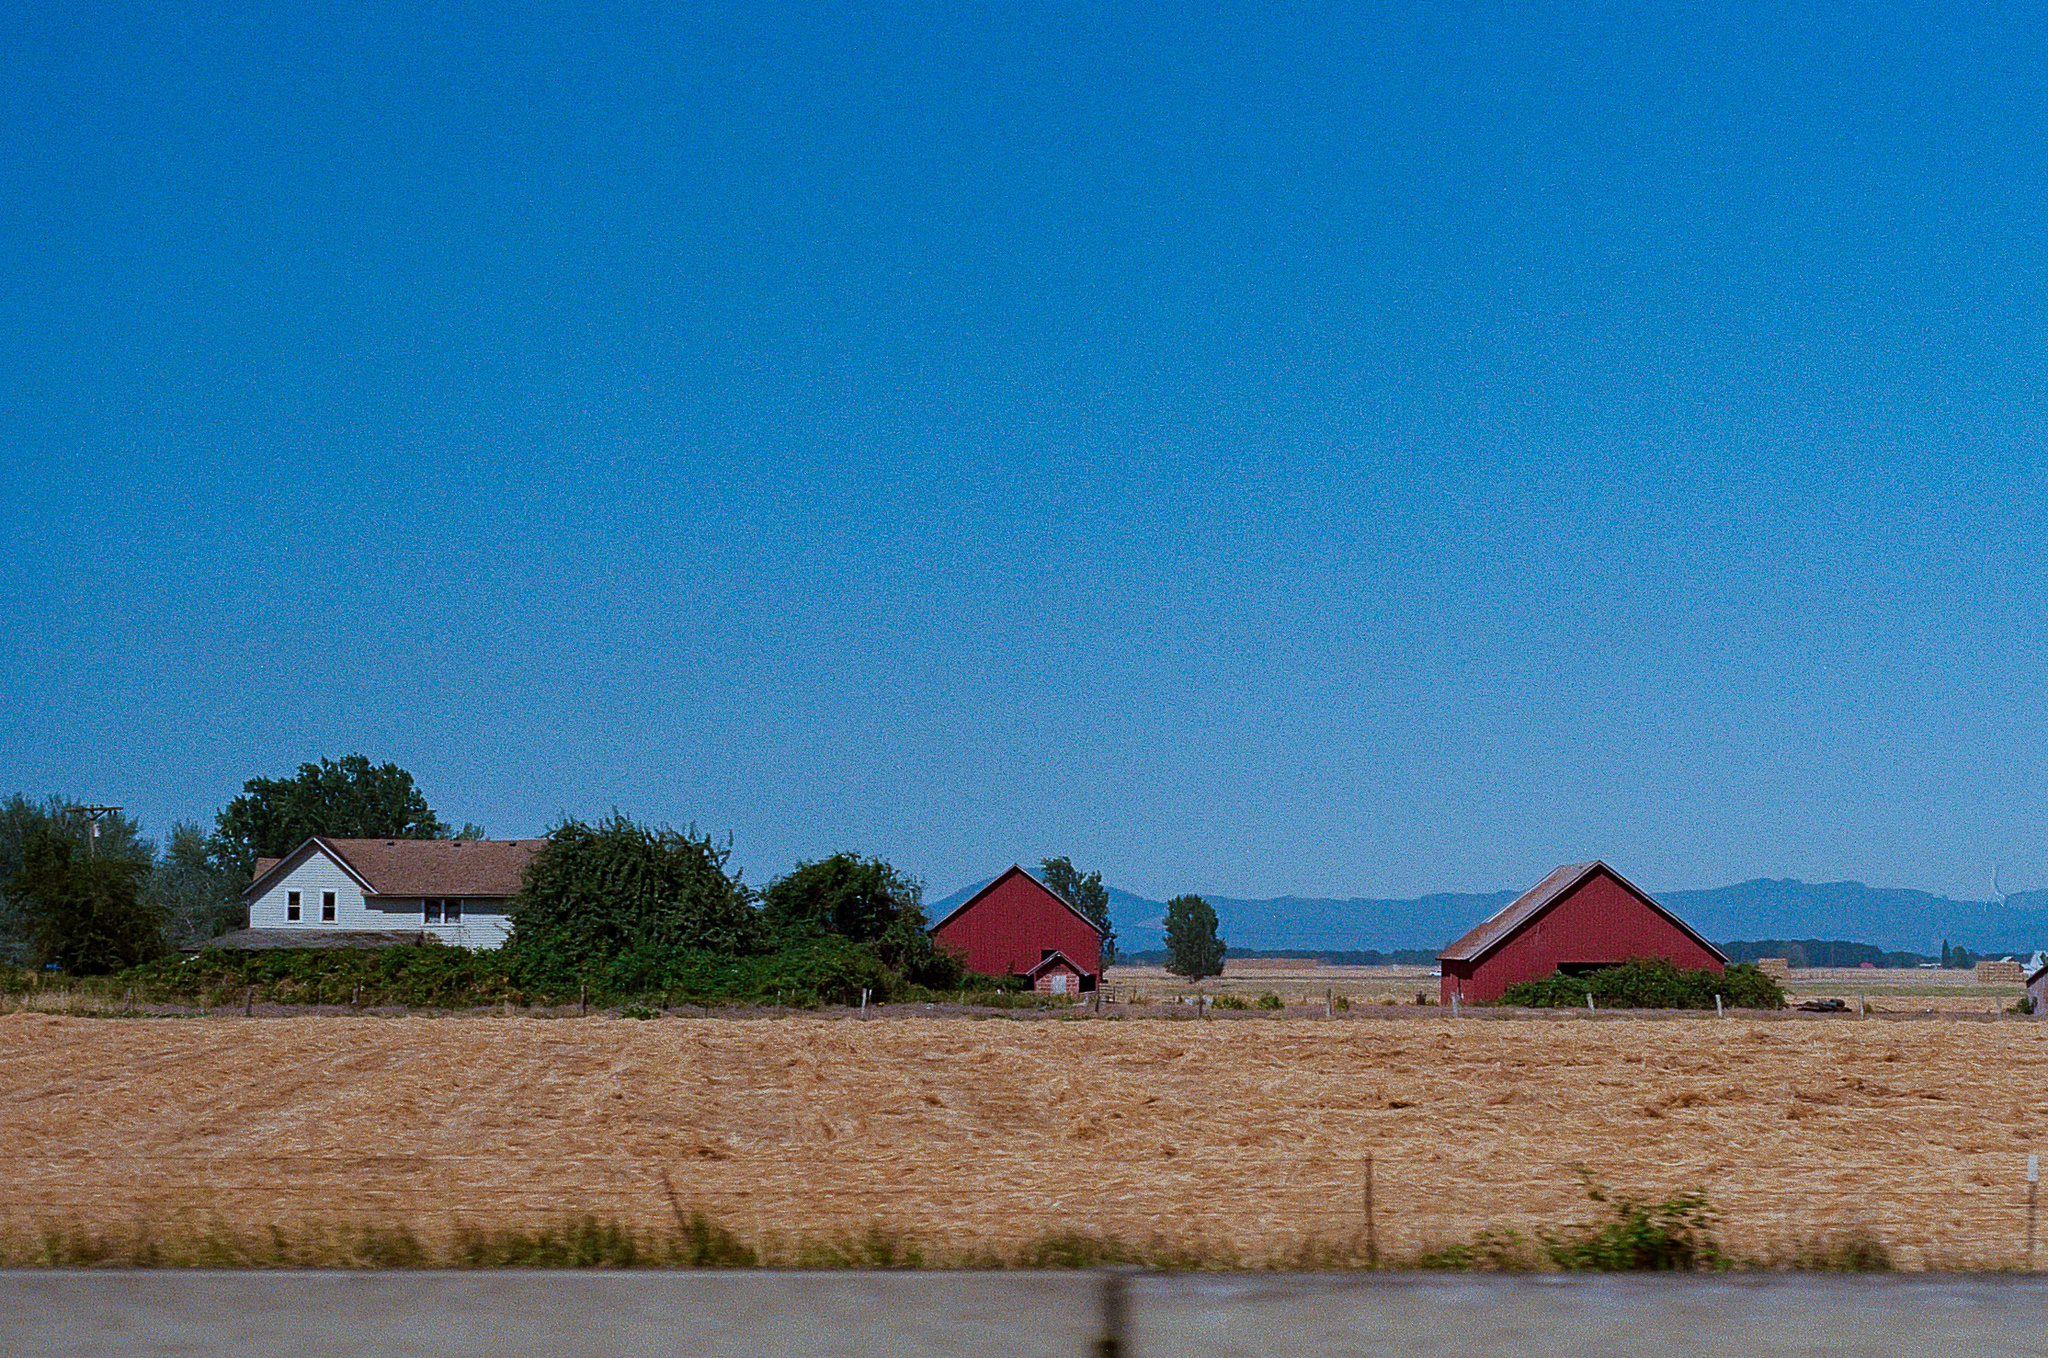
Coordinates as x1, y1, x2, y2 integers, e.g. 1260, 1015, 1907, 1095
6, 1269, 2048, 1357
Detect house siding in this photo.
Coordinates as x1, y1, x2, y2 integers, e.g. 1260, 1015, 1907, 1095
370, 898, 515, 948
247, 851, 374, 932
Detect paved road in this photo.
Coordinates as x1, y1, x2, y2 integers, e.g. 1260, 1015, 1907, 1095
7, 1269, 2048, 1357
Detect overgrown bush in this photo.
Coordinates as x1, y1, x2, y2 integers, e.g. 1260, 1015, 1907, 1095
1255, 992, 1284, 1010
1415, 1176, 1729, 1272
1213, 995, 1248, 1010
1499, 958, 1784, 1011
506, 815, 761, 990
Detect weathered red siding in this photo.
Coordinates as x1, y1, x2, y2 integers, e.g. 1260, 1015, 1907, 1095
932, 866, 1103, 983
1442, 870, 1723, 1005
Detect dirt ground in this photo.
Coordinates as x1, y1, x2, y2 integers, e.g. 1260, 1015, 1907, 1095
3, 1009, 2044, 1268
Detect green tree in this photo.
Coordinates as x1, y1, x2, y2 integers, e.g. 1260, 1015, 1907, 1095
505, 814, 760, 986
1039, 856, 1116, 965
763, 853, 962, 988
207, 755, 470, 880
1163, 893, 1225, 980
0, 796, 152, 966
8, 827, 167, 973
146, 820, 245, 947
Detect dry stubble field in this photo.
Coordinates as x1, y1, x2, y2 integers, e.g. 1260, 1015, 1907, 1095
2, 1009, 2043, 1267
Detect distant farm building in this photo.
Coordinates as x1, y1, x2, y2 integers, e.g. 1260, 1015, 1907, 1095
2027, 961, 2048, 1016
1438, 860, 1726, 1005
930, 865, 1104, 991
224, 836, 545, 950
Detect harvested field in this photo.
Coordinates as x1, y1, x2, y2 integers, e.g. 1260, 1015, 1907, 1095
2, 1010, 2044, 1268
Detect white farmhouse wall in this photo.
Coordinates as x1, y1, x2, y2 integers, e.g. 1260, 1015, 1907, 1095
373, 900, 515, 949
248, 851, 374, 930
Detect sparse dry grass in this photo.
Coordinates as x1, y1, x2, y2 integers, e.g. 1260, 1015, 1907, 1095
0, 1009, 2041, 1269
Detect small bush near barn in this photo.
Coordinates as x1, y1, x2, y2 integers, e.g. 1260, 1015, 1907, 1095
1498, 958, 1783, 1011
1255, 992, 1284, 1010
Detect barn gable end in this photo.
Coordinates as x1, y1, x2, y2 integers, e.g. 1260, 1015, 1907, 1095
1439, 861, 1726, 1005
931, 865, 1103, 988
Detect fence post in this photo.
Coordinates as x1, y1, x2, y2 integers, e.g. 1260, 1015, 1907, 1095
1095, 1266, 1133, 1357
2030, 1154, 2040, 1270
579, 983, 588, 1017
1365, 1151, 1379, 1269
243, 987, 253, 1018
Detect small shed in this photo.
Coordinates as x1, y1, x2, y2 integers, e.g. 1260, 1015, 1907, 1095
930, 865, 1103, 990
2026, 962, 2048, 1016
1438, 860, 1726, 1005
1025, 950, 1089, 995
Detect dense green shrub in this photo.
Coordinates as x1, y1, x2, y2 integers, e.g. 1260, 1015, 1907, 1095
761, 853, 963, 991
504, 815, 762, 990
1254, 991, 1284, 1010
120, 939, 526, 1007
1498, 958, 1783, 1010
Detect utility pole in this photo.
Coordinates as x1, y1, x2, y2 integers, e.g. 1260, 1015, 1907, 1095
70, 806, 122, 859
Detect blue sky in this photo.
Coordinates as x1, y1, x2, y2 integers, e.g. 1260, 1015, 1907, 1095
5, 1, 2048, 902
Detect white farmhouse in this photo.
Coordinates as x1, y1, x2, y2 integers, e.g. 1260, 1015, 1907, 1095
227, 836, 545, 950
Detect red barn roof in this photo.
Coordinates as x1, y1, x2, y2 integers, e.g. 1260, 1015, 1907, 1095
1440, 860, 1725, 966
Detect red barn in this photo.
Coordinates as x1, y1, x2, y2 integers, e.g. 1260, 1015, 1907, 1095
930, 864, 1104, 990
1439, 860, 1725, 1005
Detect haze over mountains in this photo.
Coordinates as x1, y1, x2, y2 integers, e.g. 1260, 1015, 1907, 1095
930, 875, 2048, 956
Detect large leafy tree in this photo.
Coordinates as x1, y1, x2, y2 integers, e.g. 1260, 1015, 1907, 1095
0, 796, 152, 966
763, 853, 962, 987
506, 814, 761, 981
1039, 856, 1116, 964
207, 755, 472, 880
1163, 892, 1225, 980
8, 827, 167, 973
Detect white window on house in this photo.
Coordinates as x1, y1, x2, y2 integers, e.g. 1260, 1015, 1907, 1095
321, 891, 336, 922
424, 899, 442, 923
287, 891, 301, 922
445, 899, 462, 923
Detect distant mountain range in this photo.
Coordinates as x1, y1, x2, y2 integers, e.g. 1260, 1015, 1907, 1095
927, 875, 2048, 956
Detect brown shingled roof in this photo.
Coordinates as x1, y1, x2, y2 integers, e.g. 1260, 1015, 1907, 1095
243, 837, 545, 900
1438, 860, 1727, 965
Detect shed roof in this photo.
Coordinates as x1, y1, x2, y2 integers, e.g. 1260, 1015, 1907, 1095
243, 836, 545, 901
1438, 860, 1728, 966
1023, 949, 1090, 980
927, 863, 1106, 938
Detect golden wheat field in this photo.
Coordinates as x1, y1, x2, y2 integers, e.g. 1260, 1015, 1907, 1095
2, 1009, 2044, 1268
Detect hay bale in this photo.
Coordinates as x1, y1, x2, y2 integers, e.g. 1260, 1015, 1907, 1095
1974, 960, 2024, 984
1755, 957, 1791, 980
